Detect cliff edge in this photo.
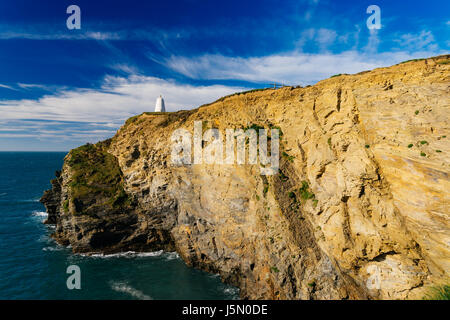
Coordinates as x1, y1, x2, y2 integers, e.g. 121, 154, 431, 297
41, 55, 450, 299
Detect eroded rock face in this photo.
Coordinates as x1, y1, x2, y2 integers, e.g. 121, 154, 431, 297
41, 55, 450, 299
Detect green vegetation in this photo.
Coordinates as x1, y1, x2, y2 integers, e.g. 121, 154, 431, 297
436, 150, 442, 153
63, 200, 69, 213
244, 124, 265, 132
420, 152, 426, 157
365, 144, 370, 148
415, 110, 420, 115
256, 194, 260, 201
282, 151, 295, 162
288, 191, 296, 199
67, 143, 130, 215
408, 144, 413, 148
270, 266, 280, 273
279, 171, 289, 181
437, 59, 450, 65
312, 199, 319, 208
399, 58, 424, 64
124, 115, 140, 126
308, 279, 317, 288
423, 285, 450, 300
299, 181, 315, 201
420, 140, 428, 145
263, 185, 269, 196
330, 74, 342, 78
269, 125, 283, 137
327, 137, 332, 148
199, 88, 273, 109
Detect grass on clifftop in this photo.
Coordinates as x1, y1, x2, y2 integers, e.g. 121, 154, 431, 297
423, 284, 450, 300
67, 143, 130, 215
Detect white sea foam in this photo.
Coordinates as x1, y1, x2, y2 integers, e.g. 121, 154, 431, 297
110, 282, 152, 300
42, 246, 63, 251
223, 287, 240, 299
32, 211, 48, 217
88, 250, 164, 259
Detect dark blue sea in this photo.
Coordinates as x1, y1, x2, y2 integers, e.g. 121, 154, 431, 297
0, 152, 238, 300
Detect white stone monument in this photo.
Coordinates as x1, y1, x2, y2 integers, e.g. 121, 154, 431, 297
155, 95, 166, 112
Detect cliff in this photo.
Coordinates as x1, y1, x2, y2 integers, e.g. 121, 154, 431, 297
41, 55, 450, 299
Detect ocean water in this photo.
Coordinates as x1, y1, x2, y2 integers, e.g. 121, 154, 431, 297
0, 152, 238, 300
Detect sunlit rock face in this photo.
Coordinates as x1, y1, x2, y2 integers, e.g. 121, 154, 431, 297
41, 55, 450, 300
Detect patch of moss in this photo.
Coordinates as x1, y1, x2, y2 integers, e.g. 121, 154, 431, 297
420, 140, 428, 145
420, 152, 427, 157
312, 199, 319, 208
263, 185, 269, 196
63, 200, 69, 213
299, 181, 315, 200
308, 279, 317, 288
66, 143, 130, 215
415, 110, 420, 115
282, 151, 295, 162
408, 144, 413, 148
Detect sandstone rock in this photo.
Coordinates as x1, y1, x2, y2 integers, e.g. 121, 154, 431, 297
41, 55, 450, 299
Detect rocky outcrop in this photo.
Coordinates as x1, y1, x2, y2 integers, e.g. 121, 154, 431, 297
41, 55, 450, 299
40, 170, 62, 224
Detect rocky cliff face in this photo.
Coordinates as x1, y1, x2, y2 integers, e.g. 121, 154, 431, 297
41, 55, 450, 299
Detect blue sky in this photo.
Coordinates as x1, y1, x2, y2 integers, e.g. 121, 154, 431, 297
0, 0, 448, 151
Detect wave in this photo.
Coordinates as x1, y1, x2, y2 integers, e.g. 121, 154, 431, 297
163, 252, 180, 260
0, 193, 6, 197
110, 282, 152, 300
223, 287, 240, 299
87, 250, 165, 259
32, 211, 48, 217
42, 246, 64, 252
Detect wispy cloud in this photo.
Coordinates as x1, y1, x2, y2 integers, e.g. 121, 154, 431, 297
0, 75, 245, 143
0, 84, 18, 91
164, 48, 443, 85
394, 30, 438, 51
0, 27, 123, 41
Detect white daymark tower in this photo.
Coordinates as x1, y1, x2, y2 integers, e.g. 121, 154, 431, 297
155, 95, 166, 112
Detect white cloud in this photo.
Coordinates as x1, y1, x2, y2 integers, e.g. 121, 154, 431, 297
0, 77, 244, 144
0, 27, 123, 41
165, 49, 442, 85
0, 84, 18, 91
394, 30, 438, 51
0, 76, 245, 124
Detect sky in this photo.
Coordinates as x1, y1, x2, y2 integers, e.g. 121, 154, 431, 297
0, 0, 448, 151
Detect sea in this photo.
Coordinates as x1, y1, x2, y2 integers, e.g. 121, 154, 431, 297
0, 152, 239, 300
